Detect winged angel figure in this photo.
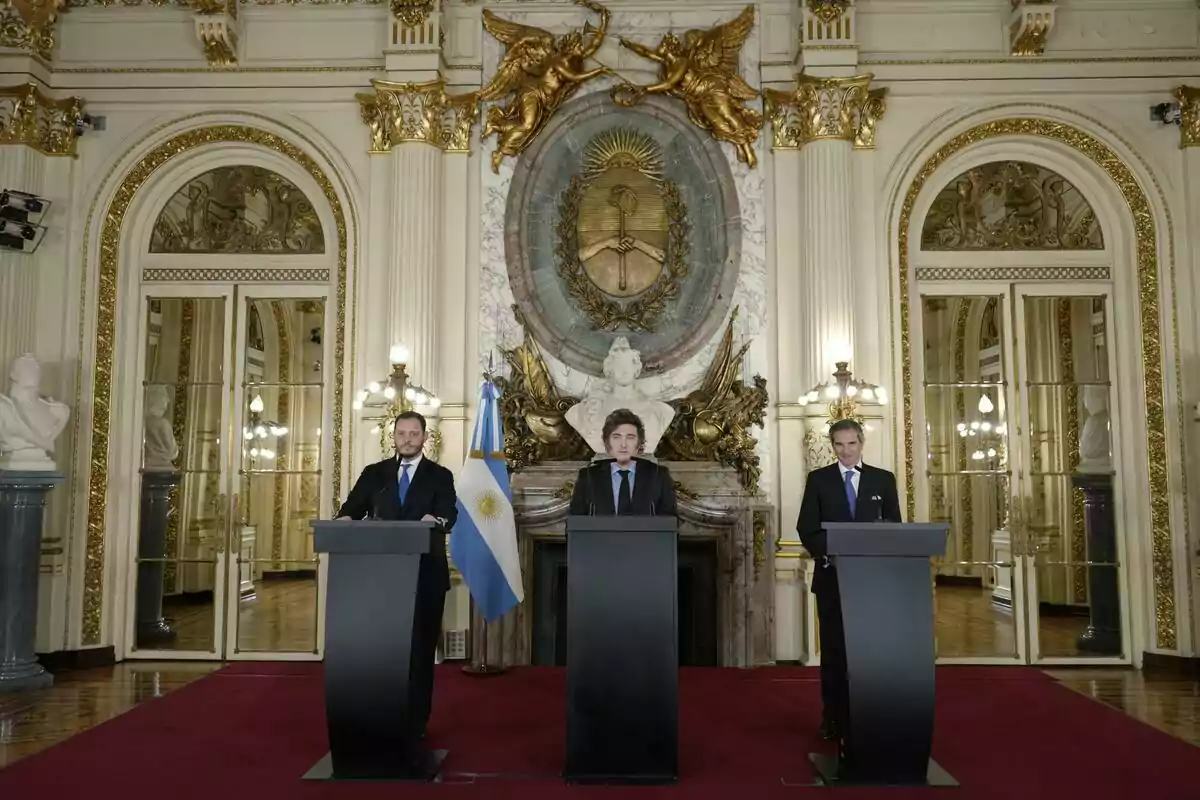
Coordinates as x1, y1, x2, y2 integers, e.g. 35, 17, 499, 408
615, 5, 762, 168
479, 0, 612, 173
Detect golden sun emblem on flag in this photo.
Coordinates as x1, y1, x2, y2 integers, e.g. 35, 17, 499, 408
474, 489, 504, 522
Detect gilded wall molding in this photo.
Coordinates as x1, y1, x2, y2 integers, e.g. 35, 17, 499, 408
764, 74, 885, 150
1173, 85, 1200, 149
914, 265, 1110, 282
0, 0, 60, 61
898, 116, 1179, 650
80, 124, 349, 645
0, 82, 86, 156
356, 78, 478, 153
1009, 0, 1056, 57
142, 267, 331, 282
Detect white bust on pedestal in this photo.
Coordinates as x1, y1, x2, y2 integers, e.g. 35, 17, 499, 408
0, 354, 70, 471
1077, 385, 1111, 474
565, 337, 676, 456
143, 385, 180, 471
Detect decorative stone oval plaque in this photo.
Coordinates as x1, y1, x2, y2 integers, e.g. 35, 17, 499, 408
505, 92, 741, 377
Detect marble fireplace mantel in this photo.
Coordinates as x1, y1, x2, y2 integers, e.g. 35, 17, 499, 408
476, 461, 775, 668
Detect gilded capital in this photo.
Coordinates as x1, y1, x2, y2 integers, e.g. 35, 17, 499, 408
764, 74, 886, 150
0, 82, 86, 157
356, 79, 479, 154
1009, 0, 1056, 57
0, 0, 62, 62
391, 0, 435, 29
1174, 86, 1200, 148
806, 0, 851, 26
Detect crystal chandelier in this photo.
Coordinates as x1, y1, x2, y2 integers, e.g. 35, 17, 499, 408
243, 393, 288, 462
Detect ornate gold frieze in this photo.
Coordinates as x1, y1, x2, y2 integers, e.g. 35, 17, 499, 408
356, 78, 478, 153
897, 116, 1178, 650
0, 82, 86, 156
764, 74, 885, 150
478, 0, 610, 172
1173, 86, 1200, 148
1009, 0, 1056, 57
555, 128, 689, 333
0, 0, 60, 61
390, 0, 431, 28
142, 267, 331, 282
656, 308, 769, 495
915, 265, 1109, 282
921, 160, 1103, 251
81, 123, 349, 645
614, 5, 763, 168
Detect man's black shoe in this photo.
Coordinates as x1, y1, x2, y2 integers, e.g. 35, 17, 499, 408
819, 718, 839, 741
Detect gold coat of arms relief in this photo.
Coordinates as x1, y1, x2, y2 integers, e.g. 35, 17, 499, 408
555, 128, 690, 332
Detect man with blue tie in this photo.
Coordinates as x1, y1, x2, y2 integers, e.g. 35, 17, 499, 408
797, 418, 902, 742
337, 411, 457, 740
568, 408, 677, 517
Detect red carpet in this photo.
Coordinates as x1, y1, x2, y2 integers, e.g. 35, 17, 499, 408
2, 664, 1196, 798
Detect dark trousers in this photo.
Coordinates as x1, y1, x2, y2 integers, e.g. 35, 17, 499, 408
815, 585, 849, 728
408, 587, 447, 736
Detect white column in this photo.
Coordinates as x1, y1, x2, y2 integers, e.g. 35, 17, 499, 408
853, 147, 882, 385
0, 146, 45, 369
389, 143, 443, 390
799, 139, 856, 384
438, 148, 470, 472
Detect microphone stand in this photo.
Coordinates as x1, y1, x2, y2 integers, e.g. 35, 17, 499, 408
461, 596, 506, 677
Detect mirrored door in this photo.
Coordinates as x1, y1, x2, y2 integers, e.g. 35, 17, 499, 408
128, 286, 330, 660
919, 287, 1128, 664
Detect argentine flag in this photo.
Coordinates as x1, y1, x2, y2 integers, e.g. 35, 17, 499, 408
450, 379, 523, 622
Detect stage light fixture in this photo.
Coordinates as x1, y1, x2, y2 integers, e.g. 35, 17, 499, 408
0, 188, 51, 255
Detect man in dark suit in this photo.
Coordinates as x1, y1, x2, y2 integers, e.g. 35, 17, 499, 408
336, 410, 457, 739
797, 418, 902, 741
569, 408, 678, 517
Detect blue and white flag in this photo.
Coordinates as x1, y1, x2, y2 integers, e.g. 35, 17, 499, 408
449, 379, 523, 622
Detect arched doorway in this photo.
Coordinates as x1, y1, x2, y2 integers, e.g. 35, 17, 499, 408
81, 124, 353, 661
895, 118, 1178, 665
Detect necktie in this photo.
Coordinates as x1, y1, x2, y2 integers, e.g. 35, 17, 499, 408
398, 463, 411, 506
617, 469, 633, 515
844, 469, 857, 518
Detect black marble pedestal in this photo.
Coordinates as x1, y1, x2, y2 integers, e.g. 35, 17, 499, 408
0, 470, 63, 692
1072, 473, 1121, 655
136, 470, 181, 648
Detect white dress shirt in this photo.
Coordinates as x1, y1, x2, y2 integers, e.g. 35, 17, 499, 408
838, 461, 862, 495
397, 453, 423, 482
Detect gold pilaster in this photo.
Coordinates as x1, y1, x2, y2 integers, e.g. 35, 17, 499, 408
0, 0, 60, 62
764, 74, 886, 150
1009, 0, 1056, 57
0, 82, 85, 156
1174, 86, 1200, 148
356, 79, 478, 154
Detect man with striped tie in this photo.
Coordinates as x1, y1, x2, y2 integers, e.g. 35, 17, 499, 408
337, 410, 457, 740
797, 418, 902, 742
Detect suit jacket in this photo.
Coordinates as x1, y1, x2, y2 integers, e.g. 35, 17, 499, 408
337, 456, 459, 593
568, 457, 678, 517
796, 462, 903, 593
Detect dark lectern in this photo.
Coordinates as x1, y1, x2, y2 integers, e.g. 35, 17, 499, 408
809, 521, 956, 788
565, 515, 679, 784
304, 519, 447, 782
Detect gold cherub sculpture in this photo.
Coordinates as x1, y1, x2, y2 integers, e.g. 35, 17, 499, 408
478, 0, 612, 173
614, 5, 763, 168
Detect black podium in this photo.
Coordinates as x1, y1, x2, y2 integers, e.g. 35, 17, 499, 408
564, 515, 679, 784
809, 521, 956, 787
305, 519, 447, 782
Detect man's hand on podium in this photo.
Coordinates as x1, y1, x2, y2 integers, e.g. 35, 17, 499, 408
335, 516, 350, 520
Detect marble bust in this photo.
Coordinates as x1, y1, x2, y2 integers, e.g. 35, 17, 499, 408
0, 354, 70, 471
143, 385, 180, 471
1077, 385, 1111, 474
565, 337, 676, 456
